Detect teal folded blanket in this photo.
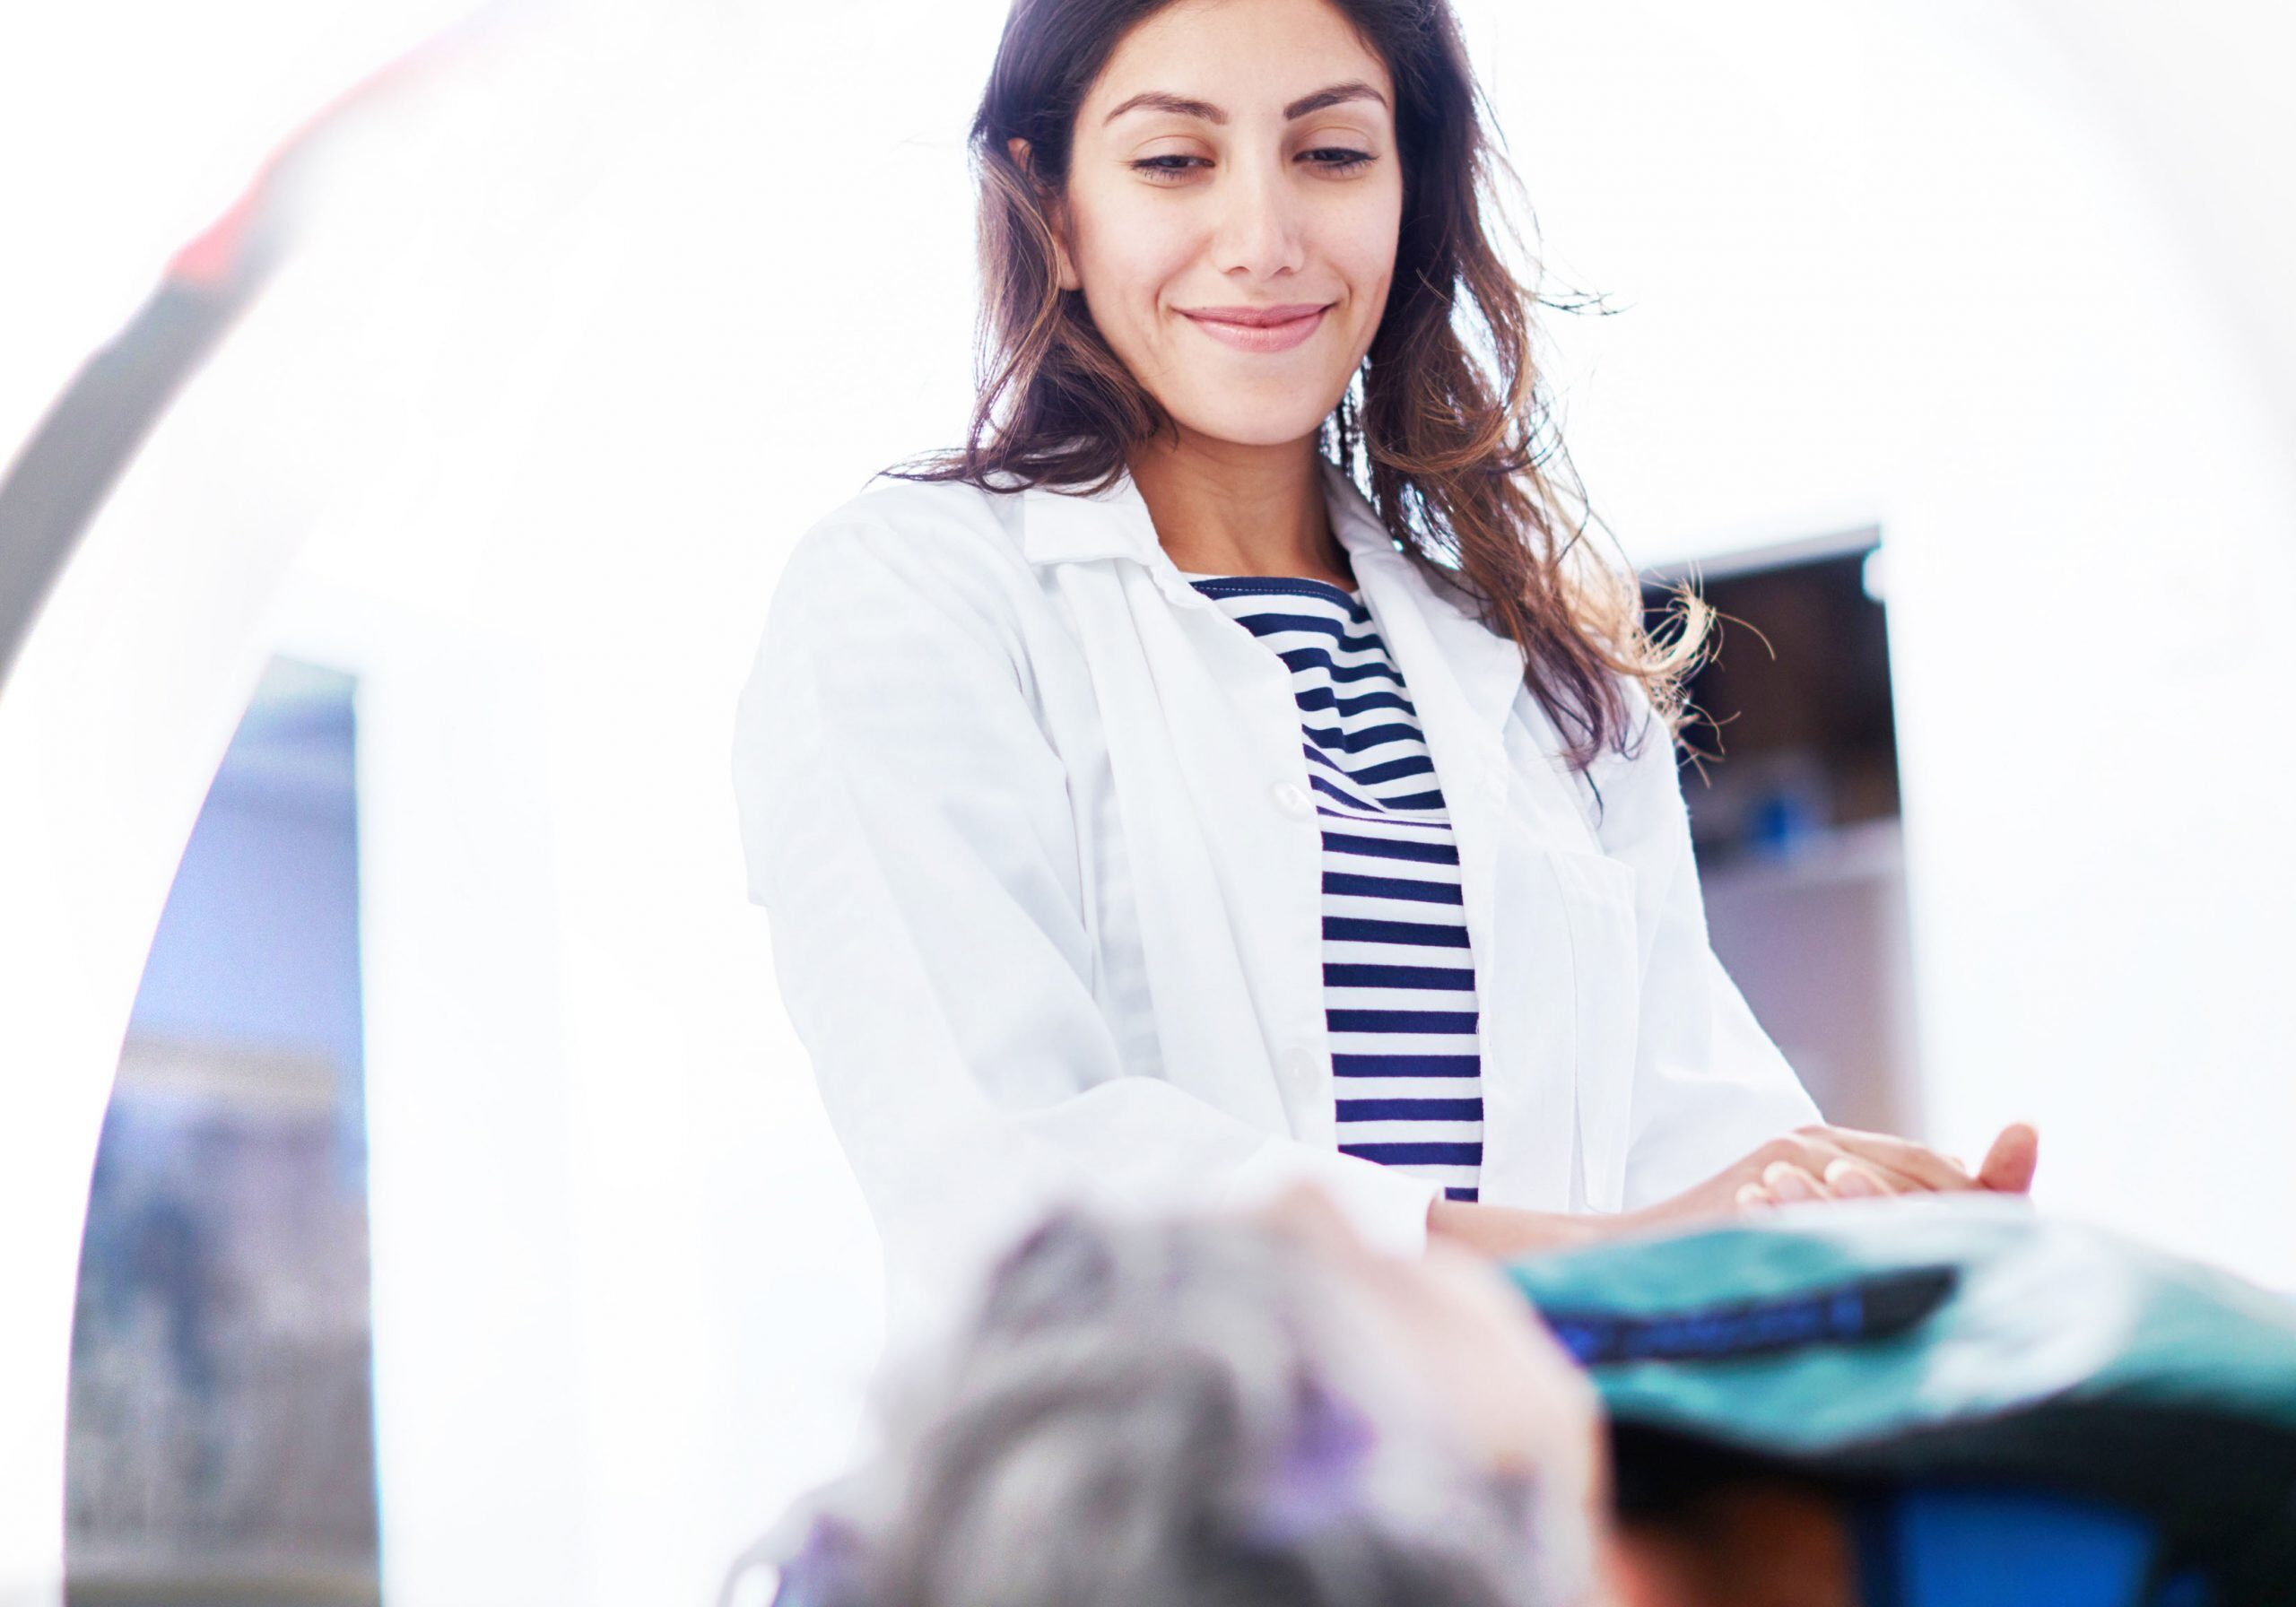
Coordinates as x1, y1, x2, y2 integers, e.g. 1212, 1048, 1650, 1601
1504, 1195, 2296, 1604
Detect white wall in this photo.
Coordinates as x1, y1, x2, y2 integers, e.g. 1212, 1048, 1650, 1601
2, 4, 2291, 1606
1485, 0, 2296, 1282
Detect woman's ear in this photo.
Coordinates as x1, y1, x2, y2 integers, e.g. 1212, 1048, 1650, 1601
1008, 135, 1082, 293
1049, 228, 1081, 293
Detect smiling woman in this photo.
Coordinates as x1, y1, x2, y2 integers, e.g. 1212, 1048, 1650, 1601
731, 0, 2033, 1341
896, 0, 1683, 738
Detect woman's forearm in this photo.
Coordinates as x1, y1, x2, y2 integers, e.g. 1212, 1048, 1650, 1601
1427, 1197, 1648, 1258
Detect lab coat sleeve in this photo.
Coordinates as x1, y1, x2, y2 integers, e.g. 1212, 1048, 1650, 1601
1592, 690, 1823, 1212
733, 511, 1437, 1328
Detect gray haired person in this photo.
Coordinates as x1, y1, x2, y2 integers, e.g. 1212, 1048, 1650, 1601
735, 1183, 2296, 1606
731, 1188, 1844, 1607
741, 1190, 1605, 1607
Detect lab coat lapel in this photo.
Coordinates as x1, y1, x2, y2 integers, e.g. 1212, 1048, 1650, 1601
1021, 475, 1327, 1141
1020, 460, 1595, 1208
1324, 464, 1582, 1210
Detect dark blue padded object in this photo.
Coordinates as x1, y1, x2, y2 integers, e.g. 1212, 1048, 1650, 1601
1854, 1487, 2207, 1607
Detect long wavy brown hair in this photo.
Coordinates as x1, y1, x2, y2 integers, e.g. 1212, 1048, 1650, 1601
884, 0, 1708, 769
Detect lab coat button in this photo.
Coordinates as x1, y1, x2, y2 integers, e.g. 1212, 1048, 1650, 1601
1270, 781, 1311, 819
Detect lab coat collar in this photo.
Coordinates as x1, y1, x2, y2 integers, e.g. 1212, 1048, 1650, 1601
1017, 454, 1526, 734
1016, 463, 1165, 569
1016, 452, 1380, 573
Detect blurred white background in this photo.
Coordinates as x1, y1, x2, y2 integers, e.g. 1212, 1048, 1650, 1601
2, 2, 2291, 1604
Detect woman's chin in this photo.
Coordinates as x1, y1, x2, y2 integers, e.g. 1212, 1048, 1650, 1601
1165, 399, 1344, 452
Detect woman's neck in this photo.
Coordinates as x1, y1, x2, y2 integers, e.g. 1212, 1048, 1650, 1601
1125, 430, 1354, 587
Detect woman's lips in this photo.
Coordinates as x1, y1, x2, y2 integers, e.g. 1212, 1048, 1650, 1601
1179, 303, 1330, 353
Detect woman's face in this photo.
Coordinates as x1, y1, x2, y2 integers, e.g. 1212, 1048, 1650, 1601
1029, 0, 1404, 449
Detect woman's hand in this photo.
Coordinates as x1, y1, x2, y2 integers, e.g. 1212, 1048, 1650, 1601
1425, 1122, 2040, 1260
1659, 1121, 2040, 1223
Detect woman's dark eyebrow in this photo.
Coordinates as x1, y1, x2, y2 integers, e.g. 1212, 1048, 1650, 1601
1101, 80, 1389, 126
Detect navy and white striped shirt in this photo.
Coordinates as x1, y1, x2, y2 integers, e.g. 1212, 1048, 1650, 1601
1182, 570, 1485, 1202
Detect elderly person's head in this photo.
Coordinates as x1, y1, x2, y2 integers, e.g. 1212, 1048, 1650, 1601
763, 1185, 1613, 1607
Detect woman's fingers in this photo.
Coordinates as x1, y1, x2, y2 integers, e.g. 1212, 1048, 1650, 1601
1821, 1156, 1897, 1198
1716, 1125, 2029, 1225
1796, 1123, 2039, 1198
1814, 1128, 1979, 1193
1761, 1160, 1831, 1203
1796, 1140, 1933, 1195
1978, 1122, 2041, 1194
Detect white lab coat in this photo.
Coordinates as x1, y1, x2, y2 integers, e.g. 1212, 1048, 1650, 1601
733, 454, 1817, 1337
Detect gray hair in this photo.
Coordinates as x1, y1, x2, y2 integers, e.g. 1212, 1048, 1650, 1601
747, 1207, 1592, 1607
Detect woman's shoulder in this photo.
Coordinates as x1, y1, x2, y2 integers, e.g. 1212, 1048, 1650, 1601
765, 467, 1047, 653
787, 468, 1032, 586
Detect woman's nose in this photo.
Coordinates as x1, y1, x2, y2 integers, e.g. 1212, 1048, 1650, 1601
1210, 158, 1308, 279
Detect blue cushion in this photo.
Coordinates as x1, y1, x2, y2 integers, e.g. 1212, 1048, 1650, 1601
1858, 1487, 2171, 1607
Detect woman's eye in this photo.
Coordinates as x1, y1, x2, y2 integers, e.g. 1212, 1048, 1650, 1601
1128, 149, 1377, 184
1130, 154, 1207, 183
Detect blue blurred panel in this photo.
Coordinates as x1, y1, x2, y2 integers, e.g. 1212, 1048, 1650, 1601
1874, 1488, 2164, 1607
